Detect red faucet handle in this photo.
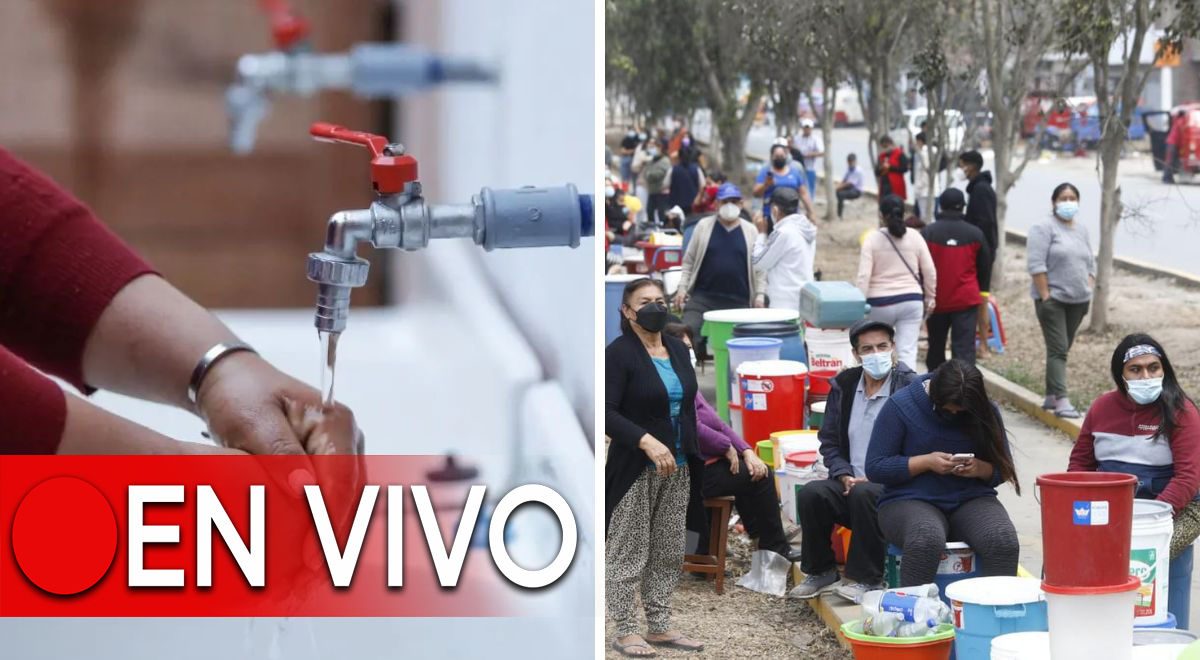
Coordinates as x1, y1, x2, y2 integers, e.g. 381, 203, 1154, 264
310, 122, 419, 195
259, 0, 310, 51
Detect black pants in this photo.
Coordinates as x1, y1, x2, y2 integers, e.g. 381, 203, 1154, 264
682, 290, 747, 359
695, 460, 787, 555
795, 479, 886, 583
647, 192, 670, 227
836, 187, 862, 218
926, 308, 977, 371
878, 497, 1019, 587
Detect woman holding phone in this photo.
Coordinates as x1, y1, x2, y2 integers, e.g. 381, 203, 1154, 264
865, 359, 1021, 586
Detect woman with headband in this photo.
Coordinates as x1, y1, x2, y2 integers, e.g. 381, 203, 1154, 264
1069, 334, 1200, 572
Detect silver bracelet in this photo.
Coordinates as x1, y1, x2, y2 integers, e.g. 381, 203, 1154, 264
187, 341, 258, 406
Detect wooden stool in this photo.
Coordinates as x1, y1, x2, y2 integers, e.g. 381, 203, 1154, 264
682, 496, 734, 594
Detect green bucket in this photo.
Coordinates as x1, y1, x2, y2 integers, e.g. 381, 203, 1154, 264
841, 620, 956, 653
701, 308, 799, 423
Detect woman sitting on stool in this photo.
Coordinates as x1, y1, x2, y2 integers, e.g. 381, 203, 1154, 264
866, 359, 1021, 586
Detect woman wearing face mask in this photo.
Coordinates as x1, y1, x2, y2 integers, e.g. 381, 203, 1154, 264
1069, 334, 1200, 566
752, 144, 815, 224
660, 322, 799, 563
605, 278, 705, 656
856, 194, 937, 370
605, 176, 635, 237
1027, 182, 1095, 418
866, 359, 1021, 587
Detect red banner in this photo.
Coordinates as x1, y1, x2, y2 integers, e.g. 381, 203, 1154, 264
0, 455, 576, 616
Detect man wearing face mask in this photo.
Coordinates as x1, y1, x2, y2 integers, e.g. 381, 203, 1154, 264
752, 186, 817, 312
674, 183, 767, 356
792, 319, 917, 602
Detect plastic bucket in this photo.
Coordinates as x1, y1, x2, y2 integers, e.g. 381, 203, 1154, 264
944, 576, 1048, 660
702, 308, 799, 422
840, 620, 956, 660
727, 337, 783, 402
755, 439, 774, 466
990, 631, 1051, 660
733, 321, 806, 365
1135, 624, 1196, 645
808, 400, 826, 430
729, 401, 743, 443
770, 430, 820, 472
737, 360, 807, 447
805, 326, 855, 372
1136, 611, 1179, 629
1037, 471, 1138, 587
1132, 644, 1192, 659
1132, 499, 1174, 624
885, 543, 980, 604
1169, 543, 1193, 629
1043, 575, 1140, 660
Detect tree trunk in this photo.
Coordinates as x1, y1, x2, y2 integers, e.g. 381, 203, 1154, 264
990, 110, 1013, 289
1091, 129, 1123, 332
821, 84, 837, 222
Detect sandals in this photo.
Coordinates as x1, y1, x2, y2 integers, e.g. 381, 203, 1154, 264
647, 633, 704, 652
612, 638, 656, 657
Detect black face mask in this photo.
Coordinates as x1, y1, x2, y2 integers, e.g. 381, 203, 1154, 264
772, 157, 788, 168
634, 302, 669, 333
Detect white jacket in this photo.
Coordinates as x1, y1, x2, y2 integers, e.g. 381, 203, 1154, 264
752, 213, 818, 311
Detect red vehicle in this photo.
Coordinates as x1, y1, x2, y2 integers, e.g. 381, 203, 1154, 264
1145, 103, 1200, 182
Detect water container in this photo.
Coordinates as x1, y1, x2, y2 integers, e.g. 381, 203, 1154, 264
798, 281, 870, 328
737, 360, 807, 447
944, 576, 1048, 660
990, 631, 1051, 660
1131, 499, 1174, 625
1170, 543, 1194, 630
733, 321, 807, 365
805, 327, 855, 373
702, 308, 800, 422
885, 543, 980, 605
1043, 576, 1140, 660
727, 337, 783, 402
1135, 624, 1196, 645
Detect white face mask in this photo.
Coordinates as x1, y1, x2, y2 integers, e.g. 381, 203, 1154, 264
688, 349, 697, 367
605, 186, 616, 198
1055, 201, 1079, 220
718, 203, 741, 221
861, 351, 893, 380
953, 168, 967, 182
1125, 377, 1164, 405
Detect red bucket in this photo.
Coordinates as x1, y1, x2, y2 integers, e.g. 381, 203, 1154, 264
737, 360, 807, 446
1036, 471, 1137, 587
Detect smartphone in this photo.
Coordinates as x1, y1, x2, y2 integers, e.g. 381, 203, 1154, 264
951, 453, 975, 462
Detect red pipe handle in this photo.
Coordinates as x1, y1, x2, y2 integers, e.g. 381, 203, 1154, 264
259, 0, 309, 51
309, 122, 418, 195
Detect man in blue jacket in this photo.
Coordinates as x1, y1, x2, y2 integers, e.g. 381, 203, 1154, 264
792, 319, 918, 602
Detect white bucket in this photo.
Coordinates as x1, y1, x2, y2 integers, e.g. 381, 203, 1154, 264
938, 541, 975, 575
1131, 644, 1191, 659
990, 631, 1051, 660
1044, 577, 1139, 660
804, 327, 854, 372
1131, 499, 1174, 625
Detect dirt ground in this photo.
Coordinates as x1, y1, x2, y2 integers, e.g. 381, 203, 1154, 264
603, 531, 850, 659
811, 194, 1200, 411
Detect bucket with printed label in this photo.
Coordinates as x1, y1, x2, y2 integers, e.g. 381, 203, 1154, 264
1036, 471, 1138, 588
1131, 499, 1174, 625
736, 360, 807, 448
944, 576, 1047, 660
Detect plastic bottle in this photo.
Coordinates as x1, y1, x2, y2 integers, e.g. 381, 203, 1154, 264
861, 589, 947, 638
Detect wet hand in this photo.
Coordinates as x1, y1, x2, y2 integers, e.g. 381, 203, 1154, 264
639, 434, 676, 477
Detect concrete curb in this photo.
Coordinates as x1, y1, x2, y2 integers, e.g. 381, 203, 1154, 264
1005, 228, 1200, 290
978, 364, 1083, 438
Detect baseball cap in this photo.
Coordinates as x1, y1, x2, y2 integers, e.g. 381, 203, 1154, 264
769, 186, 800, 212
939, 188, 966, 210
716, 183, 743, 201
849, 318, 895, 349
801, 118, 815, 128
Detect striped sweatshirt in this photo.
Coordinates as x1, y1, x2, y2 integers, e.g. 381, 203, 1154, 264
1069, 390, 1200, 515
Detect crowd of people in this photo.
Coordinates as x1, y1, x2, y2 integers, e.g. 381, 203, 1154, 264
604, 122, 1200, 656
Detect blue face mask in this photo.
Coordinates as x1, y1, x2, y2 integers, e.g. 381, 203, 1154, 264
861, 351, 893, 380
1126, 377, 1163, 405
1055, 201, 1079, 220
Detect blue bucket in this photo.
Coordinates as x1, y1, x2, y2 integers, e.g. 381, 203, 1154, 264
1136, 612, 1178, 629
885, 543, 979, 606
944, 577, 1048, 660
1169, 544, 1194, 630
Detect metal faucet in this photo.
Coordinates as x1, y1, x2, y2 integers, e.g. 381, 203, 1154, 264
227, 1, 496, 154
305, 122, 595, 333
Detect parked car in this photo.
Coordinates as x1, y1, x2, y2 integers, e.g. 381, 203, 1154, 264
1145, 103, 1200, 182
889, 108, 966, 153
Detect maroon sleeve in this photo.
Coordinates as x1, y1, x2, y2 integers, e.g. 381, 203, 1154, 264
1068, 400, 1099, 472
0, 148, 155, 391
1159, 401, 1200, 516
0, 343, 67, 454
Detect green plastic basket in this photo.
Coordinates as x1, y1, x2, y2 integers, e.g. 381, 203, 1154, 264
841, 620, 956, 645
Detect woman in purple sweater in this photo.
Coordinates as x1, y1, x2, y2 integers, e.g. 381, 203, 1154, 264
664, 322, 800, 562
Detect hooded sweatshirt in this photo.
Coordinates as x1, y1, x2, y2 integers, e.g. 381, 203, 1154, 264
965, 171, 998, 254
752, 212, 817, 311
865, 375, 1010, 512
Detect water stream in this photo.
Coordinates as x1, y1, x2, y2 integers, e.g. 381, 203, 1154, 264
318, 330, 339, 407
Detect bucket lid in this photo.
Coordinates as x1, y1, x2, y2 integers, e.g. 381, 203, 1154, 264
991, 631, 1050, 655
810, 401, 827, 413
945, 576, 1045, 605
1133, 499, 1174, 521
786, 451, 818, 468
1035, 471, 1138, 488
704, 308, 800, 323
1135, 629, 1197, 645
726, 337, 783, 349
733, 321, 801, 337
1132, 645, 1192, 659
1041, 575, 1140, 595
770, 430, 813, 439
737, 359, 808, 377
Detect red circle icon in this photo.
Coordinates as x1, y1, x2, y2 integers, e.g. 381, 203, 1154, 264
12, 476, 117, 595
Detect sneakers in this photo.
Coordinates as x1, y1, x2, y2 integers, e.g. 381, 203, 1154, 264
833, 580, 886, 604
790, 569, 839, 599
